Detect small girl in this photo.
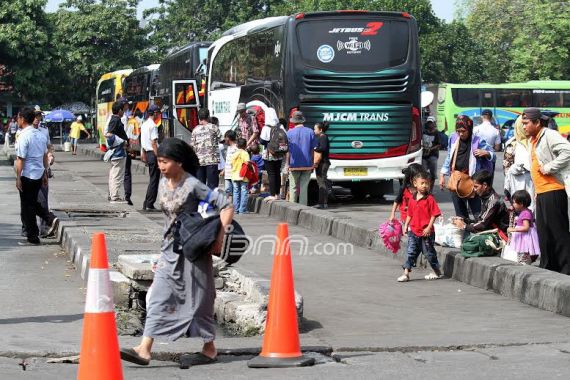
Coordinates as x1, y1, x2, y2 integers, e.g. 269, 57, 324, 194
389, 163, 424, 222
507, 190, 541, 264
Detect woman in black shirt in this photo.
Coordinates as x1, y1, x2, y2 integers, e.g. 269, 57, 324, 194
313, 122, 330, 209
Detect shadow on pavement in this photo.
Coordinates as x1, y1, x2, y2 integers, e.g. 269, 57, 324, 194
0, 313, 84, 325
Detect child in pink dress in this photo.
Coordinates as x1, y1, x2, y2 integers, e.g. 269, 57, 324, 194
507, 190, 541, 264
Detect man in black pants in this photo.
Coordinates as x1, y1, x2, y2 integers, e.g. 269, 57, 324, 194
523, 107, 570, 275
141, 105, 161, 211
15, 108, 58, 245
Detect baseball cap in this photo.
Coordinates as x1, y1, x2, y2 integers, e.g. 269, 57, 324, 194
76, 115, 83, 121
523, 107, 549, 121
236, 103, 247, 112
426, 116, 436, 123
482, 109, 493, 117
148, 104, 160, 113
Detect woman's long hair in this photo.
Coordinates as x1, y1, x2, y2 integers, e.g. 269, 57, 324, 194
157, 138, 200, 177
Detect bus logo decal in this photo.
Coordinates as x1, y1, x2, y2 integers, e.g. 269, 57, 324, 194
352, 141, 364, 149
317, 45, 335, 63
337, 38, 371, 54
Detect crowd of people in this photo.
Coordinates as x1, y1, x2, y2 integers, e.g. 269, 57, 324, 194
392, 108, 570, 281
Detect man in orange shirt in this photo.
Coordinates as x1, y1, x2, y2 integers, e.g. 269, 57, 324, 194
523, 108, 570, 275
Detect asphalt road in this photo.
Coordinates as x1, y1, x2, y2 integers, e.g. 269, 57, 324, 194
3, 148, 563, 379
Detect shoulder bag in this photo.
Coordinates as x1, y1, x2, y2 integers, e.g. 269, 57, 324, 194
447, 139, 475, 198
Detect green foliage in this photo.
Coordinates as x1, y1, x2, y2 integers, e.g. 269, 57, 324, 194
0, 0, 51, 101
509, 1, 570, 81
46, 0, 148, 104
3, 0, 569, 106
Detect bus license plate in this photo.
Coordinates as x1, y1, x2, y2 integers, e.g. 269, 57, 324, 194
344, 167, 368, 176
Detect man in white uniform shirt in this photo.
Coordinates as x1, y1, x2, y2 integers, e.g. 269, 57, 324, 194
474, 109, 501, 186
140, 104, 161, 211
15, 108, 58, 245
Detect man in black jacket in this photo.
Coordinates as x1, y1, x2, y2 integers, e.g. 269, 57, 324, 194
452, 170, 509, 237
106, 102, 129, 203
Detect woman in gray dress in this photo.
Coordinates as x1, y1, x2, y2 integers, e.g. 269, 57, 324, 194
120, 138, 234, 368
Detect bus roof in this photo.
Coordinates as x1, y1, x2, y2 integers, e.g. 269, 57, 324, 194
164, 42, 212, 61
129, 64, 160, 76
221, 11, 414, 37
441, 81, 570, 90
97, 69, 133, 83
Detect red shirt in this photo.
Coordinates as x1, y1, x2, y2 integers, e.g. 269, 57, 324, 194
399, 187, 414, 221
407, 194, 441, 236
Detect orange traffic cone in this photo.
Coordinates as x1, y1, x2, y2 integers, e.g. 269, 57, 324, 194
248, 223, 315, 368
77, 233, 123, 380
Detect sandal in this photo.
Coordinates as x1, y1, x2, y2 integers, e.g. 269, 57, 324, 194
424, 272, 443, 280
179, 352, 218, 369
120, 348, 150, 366
397, 274, 409, 282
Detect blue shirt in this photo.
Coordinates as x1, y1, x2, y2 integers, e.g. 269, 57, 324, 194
16, 126, 47, 180
287, 126, 317, 169
251, 154, 264, 171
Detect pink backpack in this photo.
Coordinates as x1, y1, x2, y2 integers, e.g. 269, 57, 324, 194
378, 220, 403, 254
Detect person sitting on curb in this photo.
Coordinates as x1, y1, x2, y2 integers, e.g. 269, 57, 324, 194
452, 170, 509, 237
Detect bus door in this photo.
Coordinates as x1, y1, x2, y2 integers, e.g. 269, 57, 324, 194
171, 80, 200, 145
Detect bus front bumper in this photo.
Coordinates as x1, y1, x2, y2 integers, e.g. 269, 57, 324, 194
320, 149, 423, 182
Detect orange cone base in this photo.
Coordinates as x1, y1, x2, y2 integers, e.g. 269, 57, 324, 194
247, 354, 315, 368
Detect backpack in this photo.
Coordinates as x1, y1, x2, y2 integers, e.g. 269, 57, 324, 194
460, 229, 504, 258
267, 125, 289, 156
239, 160, 259, 186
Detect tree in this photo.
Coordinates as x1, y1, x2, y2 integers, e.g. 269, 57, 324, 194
0, 0, 51, 102
46, 0, 149, 104
509, 1, 570, 81
462, 0, 527, 83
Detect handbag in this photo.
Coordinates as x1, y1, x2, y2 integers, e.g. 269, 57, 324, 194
447, 139, 474, 198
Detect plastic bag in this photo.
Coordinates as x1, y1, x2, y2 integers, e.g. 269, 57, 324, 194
434, 217, 464, 248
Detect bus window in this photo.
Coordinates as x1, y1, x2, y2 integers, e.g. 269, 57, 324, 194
267, 27, 284, 81
295, 19, 409, 71
563, 92, 570, 107
451, 88, 479, 107
533, 90, 563, 108
496, 89, 532, 107
481, 90, 494, 107
97, 79, 115, 103
249, 32, 268, 82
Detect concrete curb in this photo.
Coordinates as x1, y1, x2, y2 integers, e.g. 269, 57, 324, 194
76, 144, 148, 175
247, 195, 570, 318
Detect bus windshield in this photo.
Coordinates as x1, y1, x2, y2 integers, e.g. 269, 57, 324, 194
97, 79, 115, 103
296, 19, 409, 71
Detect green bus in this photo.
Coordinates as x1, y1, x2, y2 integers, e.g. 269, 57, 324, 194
436, 81, 570, 137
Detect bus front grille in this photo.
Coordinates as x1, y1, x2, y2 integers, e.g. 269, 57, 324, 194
303, 72, 409, 94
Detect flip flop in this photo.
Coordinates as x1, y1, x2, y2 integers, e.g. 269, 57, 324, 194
179, 352, 218, 369
120, 348, 150, 366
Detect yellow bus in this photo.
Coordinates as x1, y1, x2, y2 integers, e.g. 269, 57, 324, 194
95, 69, 133, 149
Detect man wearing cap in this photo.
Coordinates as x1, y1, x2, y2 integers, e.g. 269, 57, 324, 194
422, 116, 441, 191
523, 107, 570, 275
286, 111, 316, 205
141, 105, 161, 211
235, 103, 260, 151
69, 115, 91, 156
474, 109, 501, 186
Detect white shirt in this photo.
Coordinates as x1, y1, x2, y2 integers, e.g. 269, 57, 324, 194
474, 121, 501, 148
16, 126, 47, 180
140, 118, 158, 152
